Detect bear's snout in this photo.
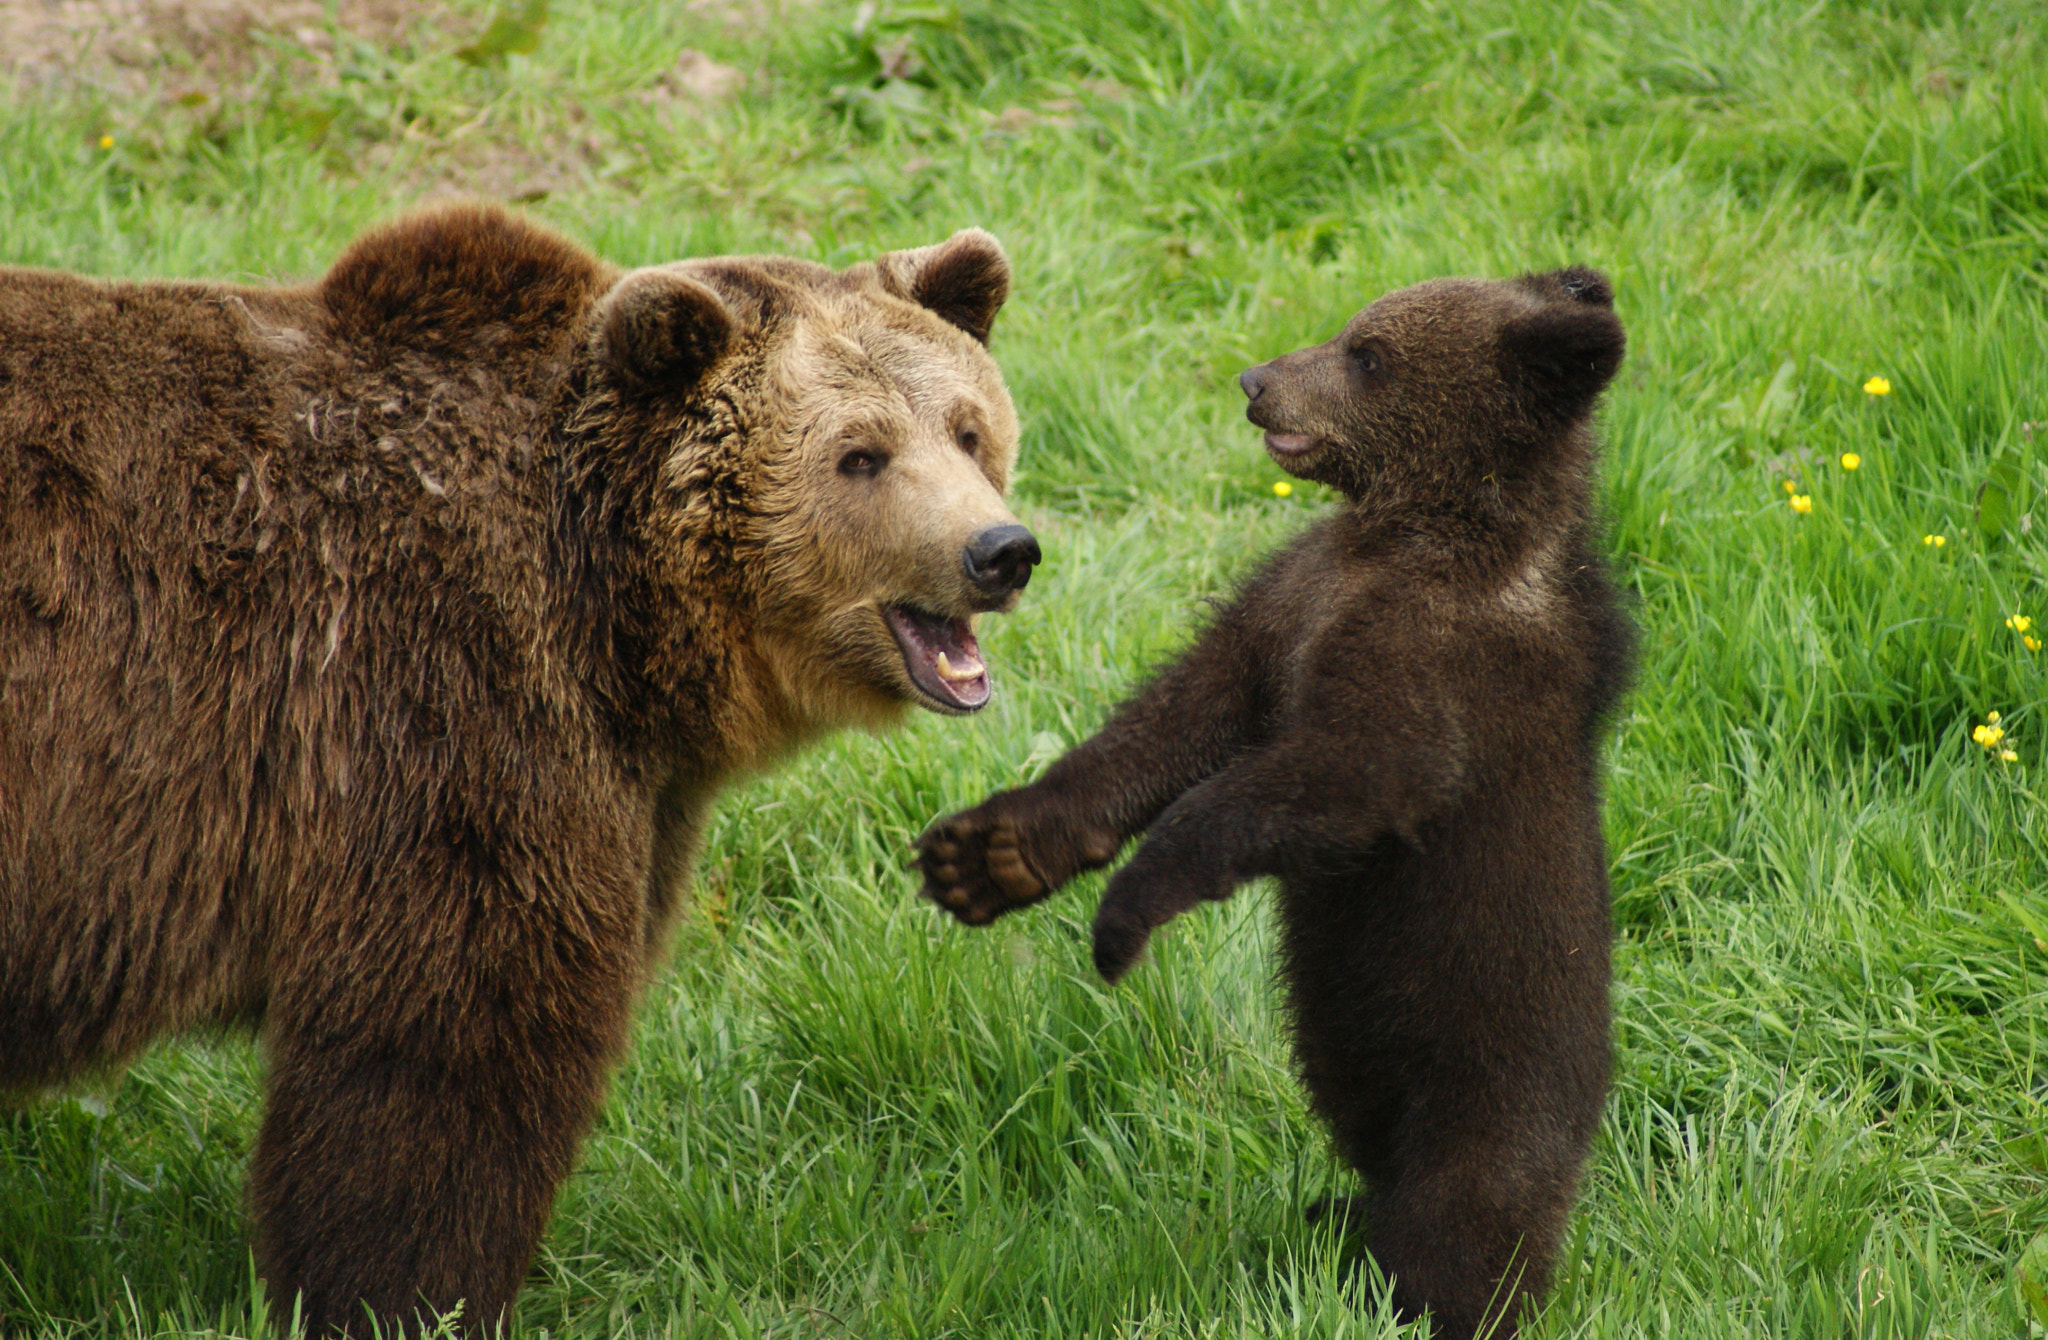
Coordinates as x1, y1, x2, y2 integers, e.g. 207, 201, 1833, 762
1239, 365, 1269, 401
962, 524, 1041, 597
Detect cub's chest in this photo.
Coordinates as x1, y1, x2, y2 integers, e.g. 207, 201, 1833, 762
1270, 559, 1568, 715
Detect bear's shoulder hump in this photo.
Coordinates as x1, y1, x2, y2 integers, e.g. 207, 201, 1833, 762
319, 202, 609, 351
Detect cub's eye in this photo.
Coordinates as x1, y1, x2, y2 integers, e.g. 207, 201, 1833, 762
838, 448, 886, 477
1351, 346, 1383, 375
957, 428, 983, 456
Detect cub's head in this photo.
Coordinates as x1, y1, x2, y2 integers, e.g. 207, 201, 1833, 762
1238, 268, 1625, 507
588, 230, 1034, 732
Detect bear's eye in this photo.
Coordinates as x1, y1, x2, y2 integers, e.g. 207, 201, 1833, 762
838, 447, 886, 477
957, 428, 982, 456
1350, 345, 1383, 375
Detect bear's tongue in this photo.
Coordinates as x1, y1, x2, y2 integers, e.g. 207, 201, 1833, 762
884, 605, 991, 711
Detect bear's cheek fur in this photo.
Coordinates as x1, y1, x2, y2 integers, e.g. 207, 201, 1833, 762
747, 427, 1023, 723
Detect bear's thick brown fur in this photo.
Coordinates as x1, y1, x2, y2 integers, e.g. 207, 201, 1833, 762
918, 269, 1634, 1339
0, 203, 1036, 1334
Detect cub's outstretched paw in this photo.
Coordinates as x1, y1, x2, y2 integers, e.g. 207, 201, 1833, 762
917, 808, 1050, 926
917, 794, 1119, 926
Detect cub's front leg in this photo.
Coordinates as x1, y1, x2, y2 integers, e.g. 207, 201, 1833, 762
1091, 693, 1466, 982
1087, 755, 1284, 982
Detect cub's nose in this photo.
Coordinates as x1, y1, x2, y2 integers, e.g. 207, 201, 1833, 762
1239, 365, 1269, 400
963, 523, 1042, 595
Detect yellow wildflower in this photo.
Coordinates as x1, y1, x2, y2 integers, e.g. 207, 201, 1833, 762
1272, 481, 1293, 498
1789, 494, 1813, 515
1989, 711, 2002, 724
1974, 724, 2006, 748
97, 134, 114, 150
1840, 453, 1861, 470
2003, 749, 2020, 762
2008, 615, 2034, 634
1922, 534, 1947, 547
2029, 636, 2043, 653
1864, 376, 1891, 396
1782, 480, 1798, 494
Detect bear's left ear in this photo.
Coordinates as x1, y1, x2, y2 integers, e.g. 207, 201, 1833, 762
594, 267, 737, 391
876, 229, 1011, 345
1500, 280, 1625, 416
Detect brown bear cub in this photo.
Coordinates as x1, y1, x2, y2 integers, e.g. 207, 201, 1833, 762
1, 204, 1036, 1335
918, 269, 1635, 1339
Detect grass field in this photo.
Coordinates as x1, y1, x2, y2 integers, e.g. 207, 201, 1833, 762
4, 0, 2048, 1334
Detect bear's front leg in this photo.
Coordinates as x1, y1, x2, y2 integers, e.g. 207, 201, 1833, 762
251, 959, 634, 1336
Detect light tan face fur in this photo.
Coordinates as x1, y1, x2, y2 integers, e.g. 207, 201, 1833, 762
722, 276, 1024, 734
593, 232, 1028, 750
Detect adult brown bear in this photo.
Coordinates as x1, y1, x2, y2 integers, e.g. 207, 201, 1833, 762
0, 203, 1037, 1335
918, 269, 1634, 1340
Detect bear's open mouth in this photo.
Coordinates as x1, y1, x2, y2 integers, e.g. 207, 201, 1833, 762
884, 605, 991, 712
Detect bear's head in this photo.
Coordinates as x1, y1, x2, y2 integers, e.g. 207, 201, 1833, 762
1237, 268, 1624, 516
584, 231, 1035, 736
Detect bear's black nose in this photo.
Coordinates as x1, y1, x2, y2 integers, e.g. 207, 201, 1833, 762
1240, 365, 1271, 401
963, 524, 1041, 595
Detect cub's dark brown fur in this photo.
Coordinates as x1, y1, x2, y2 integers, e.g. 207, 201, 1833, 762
2, 203, 1037, 1334
917, 268, 1634, 1340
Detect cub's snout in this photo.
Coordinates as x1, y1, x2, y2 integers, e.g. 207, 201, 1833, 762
963, 523, 1041, 599
1239, 357, 1326, 462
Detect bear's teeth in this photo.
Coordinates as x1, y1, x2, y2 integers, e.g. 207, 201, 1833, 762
935, 651, 985, 683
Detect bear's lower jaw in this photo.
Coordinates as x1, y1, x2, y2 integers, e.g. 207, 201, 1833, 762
884, 604, 992, 713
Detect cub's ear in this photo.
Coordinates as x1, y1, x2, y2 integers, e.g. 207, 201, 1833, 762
594, 267, 736, 390
1540, 265, 1614, 307
877, 229, 1011, 345
1500, 299, 1626, 415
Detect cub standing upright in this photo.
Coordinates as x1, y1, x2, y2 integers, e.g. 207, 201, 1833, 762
918, 268, 1636, 1340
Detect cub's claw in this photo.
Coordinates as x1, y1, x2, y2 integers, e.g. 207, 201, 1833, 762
914, 792, 1122, 928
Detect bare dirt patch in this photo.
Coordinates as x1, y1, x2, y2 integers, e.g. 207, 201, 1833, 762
0, 0, 414, 97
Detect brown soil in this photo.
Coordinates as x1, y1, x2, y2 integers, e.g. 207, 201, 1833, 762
0, 0, 415, 96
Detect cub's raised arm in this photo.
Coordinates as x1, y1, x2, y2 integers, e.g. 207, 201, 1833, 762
915, 534, 1326, 923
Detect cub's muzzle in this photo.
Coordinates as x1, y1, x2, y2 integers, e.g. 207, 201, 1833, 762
963, 524, 1041, 596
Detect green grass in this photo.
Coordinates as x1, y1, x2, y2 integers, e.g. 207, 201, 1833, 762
4, 0, 2047, 1334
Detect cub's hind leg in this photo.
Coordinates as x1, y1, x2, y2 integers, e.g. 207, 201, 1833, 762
1278, 878, 1603, 1340
1292, 1044, 1587, 1338
1359, 1099, 1591, 1340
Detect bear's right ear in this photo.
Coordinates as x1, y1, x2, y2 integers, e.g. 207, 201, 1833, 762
876, 229, 1011, 345
594, 268, 737, 390
1500, 300, 1626, 416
